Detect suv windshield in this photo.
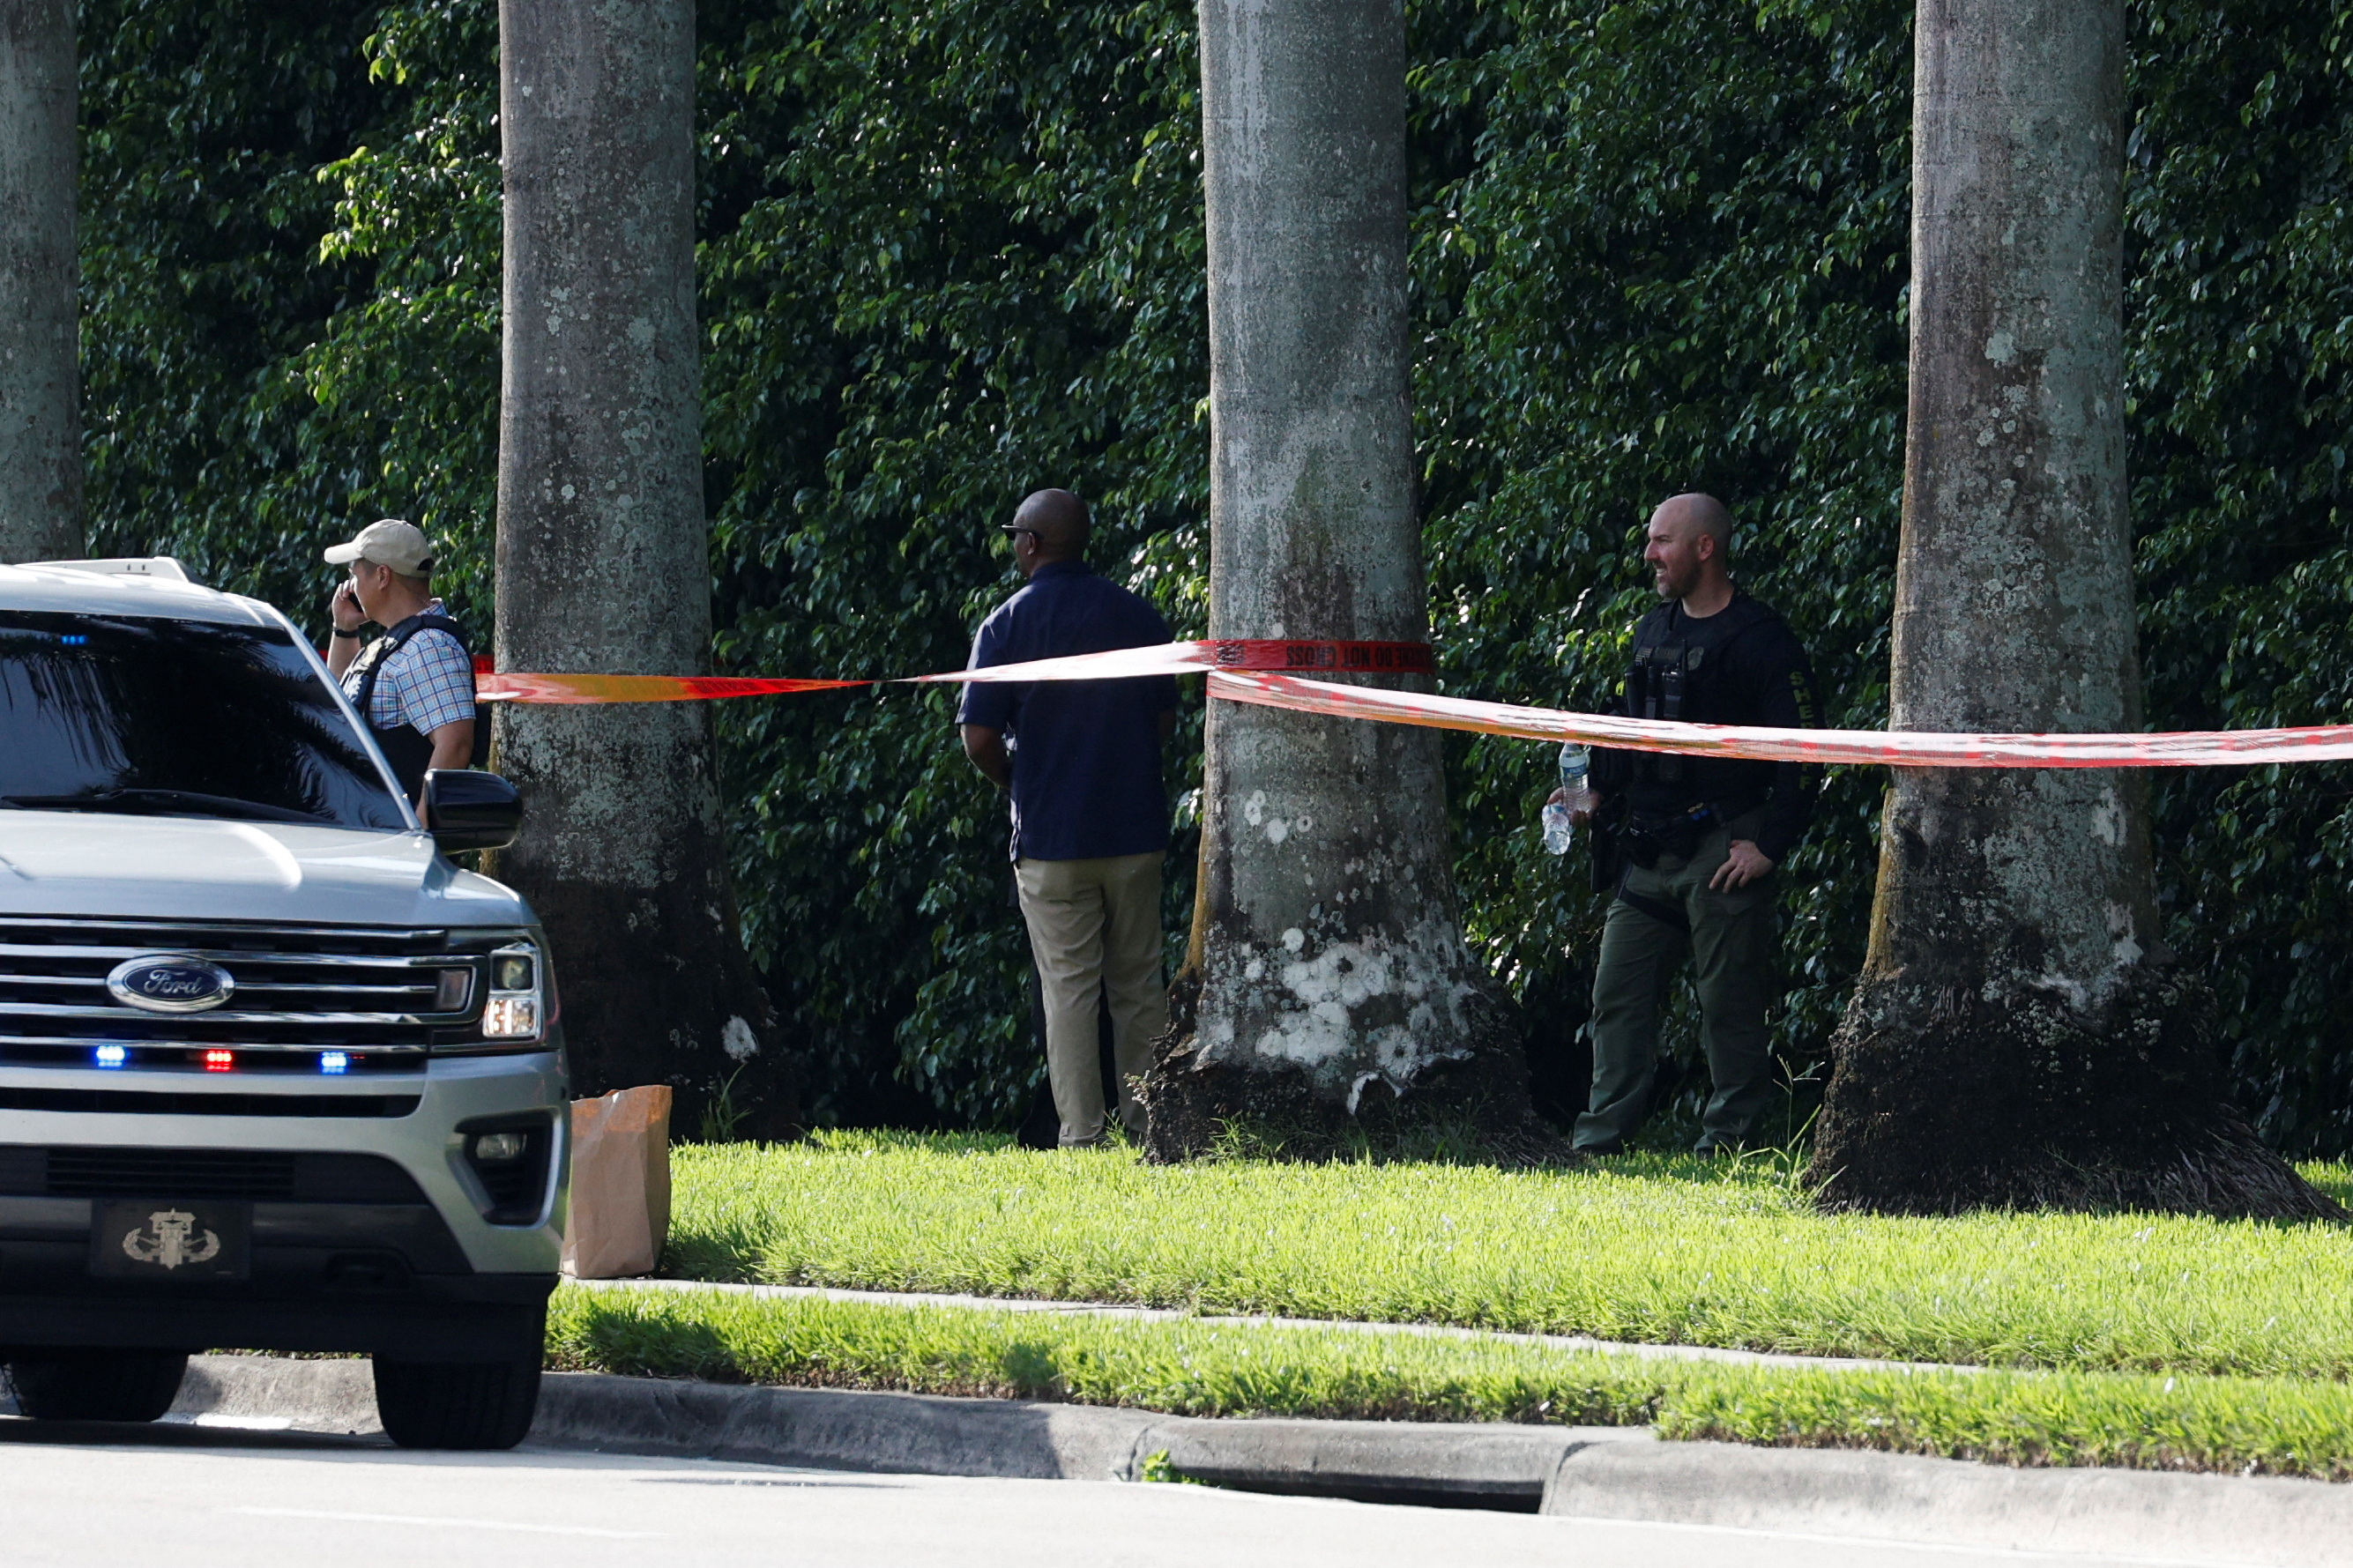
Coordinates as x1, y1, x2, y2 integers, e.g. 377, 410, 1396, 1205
0, 610, 407, 829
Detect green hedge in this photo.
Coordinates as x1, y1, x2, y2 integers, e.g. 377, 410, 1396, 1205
78, 0, 2353, 1148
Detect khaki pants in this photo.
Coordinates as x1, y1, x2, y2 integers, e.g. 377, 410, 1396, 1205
1575, 821, 1779, 1153
1016, 851, 1167, 1146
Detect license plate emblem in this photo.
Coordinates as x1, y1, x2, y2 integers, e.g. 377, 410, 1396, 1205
89, 1200, 252, 1280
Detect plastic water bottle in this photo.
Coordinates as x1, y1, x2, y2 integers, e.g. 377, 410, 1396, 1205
1542, 742, 1591, 855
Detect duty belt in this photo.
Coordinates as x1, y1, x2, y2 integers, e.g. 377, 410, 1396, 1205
1620, 794, 1766, 871
1623, 805, 1719, 868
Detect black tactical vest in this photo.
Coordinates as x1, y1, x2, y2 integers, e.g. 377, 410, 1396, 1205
1619, 595, 1782, 799
346, 612, 487, 798
1625, 639, 1708, 787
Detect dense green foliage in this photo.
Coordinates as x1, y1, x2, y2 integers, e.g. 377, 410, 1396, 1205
663, 1135, 2353, 1376
2128, 2, 2353, 1150
550, 1282, 2353, 1477
76, 0, 2353, 1147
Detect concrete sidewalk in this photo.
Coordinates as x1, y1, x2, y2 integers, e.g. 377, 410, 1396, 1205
151, 1355, 2353, 1568
567, 1274, 1984, 1375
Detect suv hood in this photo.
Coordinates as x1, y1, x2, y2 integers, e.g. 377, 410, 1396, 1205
0, 810, 529, 926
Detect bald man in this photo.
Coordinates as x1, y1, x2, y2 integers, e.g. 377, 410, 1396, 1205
959, 490, 1179, 1148
1560, 493, 1821, 1155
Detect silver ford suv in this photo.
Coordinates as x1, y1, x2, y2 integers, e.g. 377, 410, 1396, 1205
0, 557, 565, 1448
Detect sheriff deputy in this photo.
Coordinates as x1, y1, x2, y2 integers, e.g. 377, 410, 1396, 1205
1559, 492, 1821, 1156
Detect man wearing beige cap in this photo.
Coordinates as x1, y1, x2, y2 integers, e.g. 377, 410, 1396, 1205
323, 519, 479, 807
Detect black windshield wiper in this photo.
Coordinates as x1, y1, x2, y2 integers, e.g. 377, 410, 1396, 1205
0, 789, 326, 825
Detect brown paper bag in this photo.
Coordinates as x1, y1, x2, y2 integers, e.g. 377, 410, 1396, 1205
560, 1085, 673, 1279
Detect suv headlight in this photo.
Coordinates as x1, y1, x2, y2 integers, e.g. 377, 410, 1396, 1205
480, 941, 544, 1040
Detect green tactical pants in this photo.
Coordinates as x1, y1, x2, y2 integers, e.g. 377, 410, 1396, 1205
1575, 820, 1779, 1153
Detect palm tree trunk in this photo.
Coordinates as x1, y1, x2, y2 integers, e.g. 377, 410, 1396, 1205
1813, 0, 2333, 1218
0, 0, 80, 561
1140, 0, 1543, 1161
494, 0, 796, 1138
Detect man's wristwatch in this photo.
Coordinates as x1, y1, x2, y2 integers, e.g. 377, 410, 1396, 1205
332, 626, 365, 640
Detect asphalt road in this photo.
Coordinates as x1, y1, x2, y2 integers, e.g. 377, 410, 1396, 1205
0, 1417, 2215, 1568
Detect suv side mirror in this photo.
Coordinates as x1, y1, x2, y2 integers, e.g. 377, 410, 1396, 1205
423, 769, 522, 854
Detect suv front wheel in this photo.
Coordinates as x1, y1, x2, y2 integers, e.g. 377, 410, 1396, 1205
373, 1355, 540, 1450
7, 1349, 190, 1422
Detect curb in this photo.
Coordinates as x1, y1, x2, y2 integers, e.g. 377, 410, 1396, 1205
172, 1354, 380, 1433
166, 1356, 2353, 1566
533, 1371, 1644, 1506
166, 1355, 1640, 1505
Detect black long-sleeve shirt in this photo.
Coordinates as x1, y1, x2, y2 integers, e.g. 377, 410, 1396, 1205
1589, 591, 1821, 862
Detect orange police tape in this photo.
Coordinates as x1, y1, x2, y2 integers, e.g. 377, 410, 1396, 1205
465, 643, 2353, 769
468, 639, 1432, 702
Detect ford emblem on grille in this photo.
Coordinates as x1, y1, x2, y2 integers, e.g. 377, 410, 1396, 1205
106, 955, 235, 1014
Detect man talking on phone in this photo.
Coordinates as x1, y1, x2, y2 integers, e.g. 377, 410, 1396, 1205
322, 519, 479, 812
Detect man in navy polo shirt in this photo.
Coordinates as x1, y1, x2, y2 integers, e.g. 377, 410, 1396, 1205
959, 489, 1178, 1148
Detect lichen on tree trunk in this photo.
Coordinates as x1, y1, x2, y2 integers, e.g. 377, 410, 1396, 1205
1813, 0, 2335, 1219
493, 0, 797, 1140
0, 0, 82, 562
1138, 0, 1549, 1163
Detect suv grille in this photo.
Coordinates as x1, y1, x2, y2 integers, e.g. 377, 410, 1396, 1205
0, 1144, 427, 1202
0, 916, 490, 1070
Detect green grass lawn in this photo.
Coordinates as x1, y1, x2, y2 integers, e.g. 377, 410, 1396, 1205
664, 1132, 2353, 1379
547, 1283, 2353, 1480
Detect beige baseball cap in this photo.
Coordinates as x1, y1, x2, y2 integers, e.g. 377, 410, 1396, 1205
323, 518, 435, 577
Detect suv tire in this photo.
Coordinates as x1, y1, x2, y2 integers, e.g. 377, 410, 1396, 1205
7, 1349, 189, 1422
373, 1355, 540, 1450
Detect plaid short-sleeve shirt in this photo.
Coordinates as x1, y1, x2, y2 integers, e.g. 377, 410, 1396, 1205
342, 599, 477, 736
